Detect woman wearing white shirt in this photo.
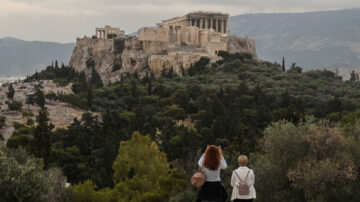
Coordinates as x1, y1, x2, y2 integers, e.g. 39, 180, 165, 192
230, 155, 256, 202
196, 145, 228, 202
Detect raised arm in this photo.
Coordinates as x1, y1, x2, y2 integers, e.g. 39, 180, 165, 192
230, 171, 236, 187
220, 155, 227, 169
198, 154, 205, 167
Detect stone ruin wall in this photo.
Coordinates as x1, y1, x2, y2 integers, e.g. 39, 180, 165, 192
69, 35, 257, 85
68, 12, 258, 85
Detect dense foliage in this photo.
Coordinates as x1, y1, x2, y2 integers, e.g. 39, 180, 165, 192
6, 51, 360, 201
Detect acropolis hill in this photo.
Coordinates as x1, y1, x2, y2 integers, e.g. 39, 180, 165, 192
69, 12, 258, 85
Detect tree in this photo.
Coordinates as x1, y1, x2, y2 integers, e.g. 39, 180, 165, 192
32, 108, 54, 169
0, 148, 50, 202
7, 83, 15, 100
282, 57, 285, 72
90, 67, 103, 88
350, 70, 358, 82
87, 87, 93, 110
72, 132, 185, 202
8, 100, 23, 112
148, 79, 152, 96
34, 84, 46, 109
253, 119, 356, 201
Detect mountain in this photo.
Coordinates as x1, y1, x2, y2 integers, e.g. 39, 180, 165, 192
0, 37, 74, 76
229, 8, 360, 77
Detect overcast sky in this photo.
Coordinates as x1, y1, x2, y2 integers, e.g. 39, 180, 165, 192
0, 0, 359, 43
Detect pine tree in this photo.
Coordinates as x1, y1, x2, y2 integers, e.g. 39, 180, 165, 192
133, 70, 139, 80
161, 67, 167, 77
148, 79, 152, 96
55, 60, 58, 68
34, 85, 46, 109
87, 87, 93, 110
282, 57, 286, 72
7, 83, 15, 100
90, 67, 103, 88
350, 71, 357, 82
180, 65, 185, 76
150, 71, 155, 79
32, 108, 54, 169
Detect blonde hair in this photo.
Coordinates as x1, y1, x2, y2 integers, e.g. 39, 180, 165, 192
238, 155, 248, 166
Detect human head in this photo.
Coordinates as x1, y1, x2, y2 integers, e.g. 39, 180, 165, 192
203, 145, 222, 170
238, 155, 248, 167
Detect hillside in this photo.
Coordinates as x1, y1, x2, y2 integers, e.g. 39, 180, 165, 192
0, 37, 74, 75
4, 51, 360, 201
229, 8, 360, 77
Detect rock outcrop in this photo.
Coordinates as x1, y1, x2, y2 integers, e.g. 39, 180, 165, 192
68, 35, 257, 85
68, 12, 258, 85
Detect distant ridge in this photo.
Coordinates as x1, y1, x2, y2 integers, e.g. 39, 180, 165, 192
0, 37, 74, 75
229, 8, 360, 74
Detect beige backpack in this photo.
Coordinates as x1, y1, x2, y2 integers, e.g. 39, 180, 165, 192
234, 169, 250, 195
191, 165, 206, 188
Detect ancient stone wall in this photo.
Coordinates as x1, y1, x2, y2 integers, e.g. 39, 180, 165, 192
138, 27, 169, 42
69, 12, 258, 86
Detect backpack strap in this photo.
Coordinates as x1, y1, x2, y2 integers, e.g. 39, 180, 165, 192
234, 170, 244, 183
234, 169, 250, 183
244, 169, 250, 182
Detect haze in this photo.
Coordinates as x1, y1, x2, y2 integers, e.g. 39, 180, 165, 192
0, 0, 360, 43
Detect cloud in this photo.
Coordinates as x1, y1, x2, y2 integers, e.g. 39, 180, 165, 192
0, 0, 359, 42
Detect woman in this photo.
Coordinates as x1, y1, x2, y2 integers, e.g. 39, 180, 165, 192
197, 145, 228, 202
230, 155, 256, 202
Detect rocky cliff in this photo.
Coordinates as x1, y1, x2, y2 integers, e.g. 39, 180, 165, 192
68, 35, 257, 85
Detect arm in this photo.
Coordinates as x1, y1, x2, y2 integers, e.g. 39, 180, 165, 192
248, 169, 255, 187
198, 154, 205, 167
220, 155, 227, 169
230, 171, 236, 187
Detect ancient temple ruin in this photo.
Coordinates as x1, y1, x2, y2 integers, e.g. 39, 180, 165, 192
70, 11, 257, 85
138, 12, 229, 53
95, 26, 125, 39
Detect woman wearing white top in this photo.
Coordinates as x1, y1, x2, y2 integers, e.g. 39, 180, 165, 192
230, 155, 256, 201
196, 145, 228, 202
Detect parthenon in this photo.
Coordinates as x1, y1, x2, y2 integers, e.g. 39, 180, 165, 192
137, 11, 230, 55
160, 11, 229, 34
95, 25, 125, 39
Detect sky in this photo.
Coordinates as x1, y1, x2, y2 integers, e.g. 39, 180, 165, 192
0, 0, 359, 43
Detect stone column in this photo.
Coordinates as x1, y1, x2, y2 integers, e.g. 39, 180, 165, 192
187, 18, 191, 26
210, 19, 213, 31
200, 18, 203, 29
205, 19, 208, 29
218, 19, 222, 33
223, 19, 227, 34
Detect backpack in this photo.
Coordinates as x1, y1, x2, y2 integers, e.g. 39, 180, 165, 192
191, 165, 206, 188
234, 169, 250, 195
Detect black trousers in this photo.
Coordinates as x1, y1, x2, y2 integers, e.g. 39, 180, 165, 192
233, 199, 253, 202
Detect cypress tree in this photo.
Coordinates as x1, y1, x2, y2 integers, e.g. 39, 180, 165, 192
7, 83, 15, 100
282, 57, 286, 72
90, 67, 103, 88
32, 108, 54, 169
87, 87, 93, 110
148, 79, 152, 96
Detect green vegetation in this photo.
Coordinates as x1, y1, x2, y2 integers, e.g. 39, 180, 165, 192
7, 51, 360, 201
0, 148, 71, 202
7, 83, 15, 100
7, 100, 23, 112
